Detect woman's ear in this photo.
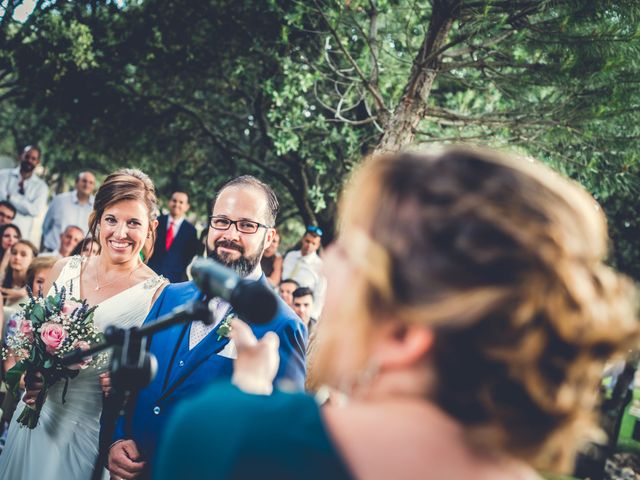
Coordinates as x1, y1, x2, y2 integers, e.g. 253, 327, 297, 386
374, 323, 434, 370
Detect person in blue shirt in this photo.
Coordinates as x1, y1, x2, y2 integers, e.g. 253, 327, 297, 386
41, 171, 96, 252
107, 175, 307, 479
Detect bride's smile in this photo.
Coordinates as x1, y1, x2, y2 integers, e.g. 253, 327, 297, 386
109, 240, 132, 251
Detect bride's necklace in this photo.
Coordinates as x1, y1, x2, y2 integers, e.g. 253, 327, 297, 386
94, 261, 143, 291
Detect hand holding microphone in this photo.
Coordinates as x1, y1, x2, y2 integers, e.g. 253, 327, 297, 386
229, 319, 280, 395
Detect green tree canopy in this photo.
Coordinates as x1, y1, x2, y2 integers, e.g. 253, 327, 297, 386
1, 0, 638, 276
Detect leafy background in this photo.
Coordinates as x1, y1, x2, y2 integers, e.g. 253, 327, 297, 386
0, 0, 638, 278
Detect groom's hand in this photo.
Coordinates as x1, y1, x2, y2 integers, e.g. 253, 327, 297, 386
108, 439, 146, 479
99, 372, 112, 396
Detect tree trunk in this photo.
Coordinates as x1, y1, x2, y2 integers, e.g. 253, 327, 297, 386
286, 161, 318, 228
375, 1, 459, 153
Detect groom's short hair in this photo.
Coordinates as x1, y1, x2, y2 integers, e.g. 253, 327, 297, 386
214, 175, 279, 226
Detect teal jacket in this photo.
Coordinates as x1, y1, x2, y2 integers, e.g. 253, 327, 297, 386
155, 383, 352, 480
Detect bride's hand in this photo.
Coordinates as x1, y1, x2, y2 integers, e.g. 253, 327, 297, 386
229, 319, 280, 395
23, 371, 44, 406
99, 372, 112, 396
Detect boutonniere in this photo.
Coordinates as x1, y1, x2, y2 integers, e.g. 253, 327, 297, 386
216, 313, 235, 341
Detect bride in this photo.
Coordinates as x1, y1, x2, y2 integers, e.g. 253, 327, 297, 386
0, 169, 168, 480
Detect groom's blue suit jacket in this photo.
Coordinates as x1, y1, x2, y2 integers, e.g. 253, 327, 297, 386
111, 278, 307, 464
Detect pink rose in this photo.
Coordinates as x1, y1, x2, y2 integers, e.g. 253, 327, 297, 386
62, 300, 83, 316
19, 320, 34, 340
68, 340, 92, 370
40, 322, 67, 354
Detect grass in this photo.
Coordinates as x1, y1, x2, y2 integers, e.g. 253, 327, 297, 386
616, 388, 640, 452
543, 385, 640, 480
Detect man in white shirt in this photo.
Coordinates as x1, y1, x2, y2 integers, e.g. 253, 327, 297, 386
0, 145, 49, 242
41, 171, 96, 252
281, 225, 326, 319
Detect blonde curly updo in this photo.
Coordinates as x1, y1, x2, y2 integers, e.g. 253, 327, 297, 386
334, 147, 638, 473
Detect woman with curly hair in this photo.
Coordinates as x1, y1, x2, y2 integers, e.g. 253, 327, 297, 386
158, 147, 638, 479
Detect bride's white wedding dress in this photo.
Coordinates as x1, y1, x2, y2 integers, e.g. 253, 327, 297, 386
0, 256, 164, 480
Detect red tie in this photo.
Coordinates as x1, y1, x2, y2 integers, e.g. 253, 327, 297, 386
166, 221, 175, 251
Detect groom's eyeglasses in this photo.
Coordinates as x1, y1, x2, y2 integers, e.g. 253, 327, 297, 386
209, 216, 272, 234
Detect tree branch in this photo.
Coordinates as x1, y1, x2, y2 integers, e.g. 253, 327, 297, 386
313, 0, 388, 115
345, 0, 380, 85
443, 30, 516, 58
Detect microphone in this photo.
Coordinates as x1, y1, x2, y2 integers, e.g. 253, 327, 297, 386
191, 257, 279, 325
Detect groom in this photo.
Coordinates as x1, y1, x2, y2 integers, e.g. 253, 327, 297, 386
107, 175, 307, 479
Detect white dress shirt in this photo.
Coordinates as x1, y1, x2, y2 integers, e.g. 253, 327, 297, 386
0, 167, 49, 240
281, 250, 326, 319
42, 190, 94, 251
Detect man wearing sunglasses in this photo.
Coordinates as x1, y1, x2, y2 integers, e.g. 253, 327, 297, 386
0, 145, 48, 242
108, 175, 307, 480
281, 224, 326, 319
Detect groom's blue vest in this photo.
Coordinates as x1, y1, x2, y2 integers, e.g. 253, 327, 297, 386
111, 279, 307, 466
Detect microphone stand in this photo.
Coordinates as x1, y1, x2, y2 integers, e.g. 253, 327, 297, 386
60, 300, 212, 480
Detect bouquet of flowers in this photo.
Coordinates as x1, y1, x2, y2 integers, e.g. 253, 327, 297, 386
2, 283, 105, 428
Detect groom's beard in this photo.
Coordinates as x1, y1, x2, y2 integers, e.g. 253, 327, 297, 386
207, 238, 263, 277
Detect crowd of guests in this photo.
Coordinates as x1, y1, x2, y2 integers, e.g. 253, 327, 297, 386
0, 143, 635, 480
0, 146, 328, 337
